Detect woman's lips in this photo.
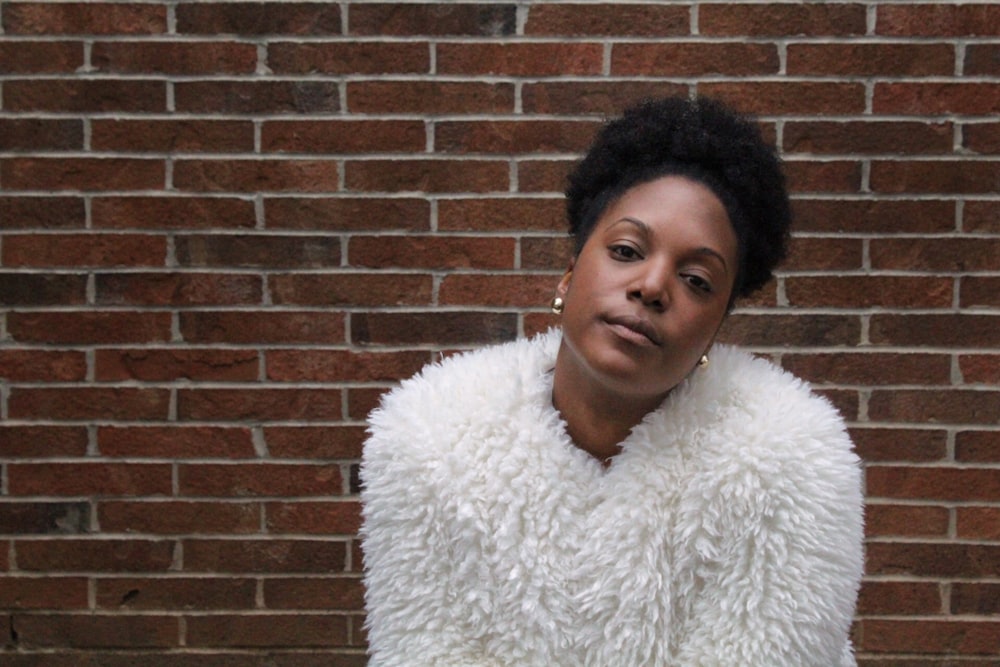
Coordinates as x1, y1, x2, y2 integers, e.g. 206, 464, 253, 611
604, 315, 663, 347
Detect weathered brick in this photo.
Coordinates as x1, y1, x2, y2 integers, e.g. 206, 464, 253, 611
345, 159, 507, 193
956, 431, 1000, 463
95, 272, 261, 306
435, 120, 597, 155
174, 81, 340, 114
95, 348, 259, 382
99, 501, 261, 535
858, 619, 1000, 654
0, 426, 89, 458
0, 41, 83, 73
871, 237, 1000, 272
3, 233, 166, 267
716, 313, 861, 347
526, 3, 688, 36
698, 81, 866, 115
866, 542, 1000, 578
522, 81, 688, 115
348, 234, 515, 269
180, 311, 346, 344
15, 539, 175, 573
264, 197, 429, 232
347, 81, 514, 114
177, 3, 341, 35
0, 274, 87, 306
784, 121, 953, 155
439, 273, 558, 307
867, 465, 1000, 501
174, 159, 339, 193
784, 160, 863, 193
0, 502, 91, 535
870, 314, 998, 347
7, 311, 172, 344
963, 121, 1000, 154
0, 350, 87, 382
269, 273, 433, 307
179, 463, 343, 497
4, 79, 165, 113
96, 577, 257, 610
956, 508, 1000, 541
268, 41, 429, 74
266, 349, 427, 383
792, 199, 955, 234
264, 426, 368, 460
263, 576, 364, 610
965, 44, 1000, 75
787, 43, 954, 76
781, 352, 951, 386
960, 353, 1000, 384
874, 82, 1000, 115
521, 235, 575, 270
8, 463, 173, 497
3, 3, 167, 35
612, 42, 779, 76
9, 387, 171, 421
877, 4, 1000, 37
349, 3, 515, 36
438, 42, 603, 76
0, 119, 83, 151
91, 119, 255, 153
1, 158, 164, 191
785, 276, 952, 308
0, 196, 86, 229
850, 427, 948, 463
857, 580, 942, 616
177, 388, 343, 422
346, 387, 387, 422
186, 613, 349, 648
700, 3, 866, 36
263, 120, 425, 154
265, 501, 362, 534
438, 197, 565, 233
92, 196, 255, 230
98, 426, 256, 459
964, 200, 1000, 233
783, 237, 862, 271
865, 504, 950, 538
0, 576, 89, 609
517, 159, 575, 193
175, 234, 340, 268
351, 311, 518, 346
183, 538, 346, 573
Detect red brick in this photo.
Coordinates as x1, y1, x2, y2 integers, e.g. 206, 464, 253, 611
715, 313, 861, 347
96, 577, 256, 610
183, 539, 346, 573
349, 4, 515, 36
962, 276, 1000, 307
177, 3, 341, 35
438, 42, 603, 76
269, 273, 433, 307
92, 41, 256, 74
871, 237, 999, 272
99, 501, 260, 535
349, 235, 515, 269
96, 272, 261, 306
177, 388, 343, 422
8, 311, 171, 344
347, 81, 514, 114
871, 388, 999, 425
866, 542, 1000, 578
850, 428, 948, 463
785, 160, 862, 194
264, 576, 364, 610
174, 159, 339, 193
700, 3, 866, 36
266, 501, 361, 535
15, 539, 175, 572
787, 43, 954, 76
526, 3, 688, 36
175, 235, 340, 268
12, 613, 178, 648
0, 41, 83, 73
965, 44, 1000, 76
0, 196, 86, 229
785, 276, 952, 308
4, 79, 165, 112
961, 353, 1000, 384
264, 426, 367, 460
875, 82, 1000, 116
956, 431, 1000, 463
180, 311, 345, 344
268, 41, 429, 74
0, 577, 89, 609
877, 4, 1000, 37
10, 387, 171, 421
521, 235, 575, 270
0, 119, 83, 151
346, 387, 386, 422
698, 82, 866, 115
92, 196, 256, 230
3, 3, 167, 35
351, 311, 517, 346
964, 201, 1000, 233
522, 81, 688, 115
440, 274, 557, 307
1, 158, 163, 191
98, 426, 255, 459
0, 350, 87, 382
266, 350, 427, 383
180, 463, 343, 498
867, 466, 1000, 502
185, 613, 348, 648
781, 352, 950, 386
0, 502, 89, 535
792, 199, 955, 234
865, 504, 950, 538
175, 81, 339, 114
438, 197, 565, 232
95, 348, 259, 382
517, 159, 574, 193
0, 273, 87, 305
3, 233, 166, 267
870, 314, 997, 348
956, 507, 1000, 541
262, 120, 424, 154
783, 237, 862, 271
8, 463, 172, 497
436, 120, 597, 155
92, 119, 254, 153
613, 42, 778, 76
964, 121, 1000, 153
858, 619, 1000, 654
952, 583, 1000, 615
784, 121, 953, 155
264, 197, 429, 232
857, 580, 942, 615
0, 426, 89, 458
346, 158, 507, 193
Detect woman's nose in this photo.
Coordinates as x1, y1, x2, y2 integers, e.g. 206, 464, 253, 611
629, 264, 670, 310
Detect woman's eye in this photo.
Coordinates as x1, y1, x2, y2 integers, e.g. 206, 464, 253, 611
684, 274, 713, 293
610, 244, 641, 260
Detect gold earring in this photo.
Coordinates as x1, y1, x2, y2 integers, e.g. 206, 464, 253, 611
698, 354, 709, 368
550, 296, 564, 314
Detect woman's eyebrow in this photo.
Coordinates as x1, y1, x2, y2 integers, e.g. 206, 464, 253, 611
613, 217, 729, 274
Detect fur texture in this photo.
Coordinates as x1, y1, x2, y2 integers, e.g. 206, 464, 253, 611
361, 331, 863, 666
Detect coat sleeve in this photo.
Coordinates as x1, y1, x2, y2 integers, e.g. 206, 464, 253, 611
360, 401, 502, 667
674, 410, 864, 666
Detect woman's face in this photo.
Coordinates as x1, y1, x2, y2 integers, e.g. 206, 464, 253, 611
555, 175, 738, 403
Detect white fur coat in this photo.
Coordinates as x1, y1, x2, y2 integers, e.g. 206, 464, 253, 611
361, 331, 863, 666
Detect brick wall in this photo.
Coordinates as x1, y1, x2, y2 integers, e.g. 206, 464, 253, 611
1, 1, 998, 664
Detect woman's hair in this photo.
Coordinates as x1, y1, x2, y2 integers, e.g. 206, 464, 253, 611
565, 96, 792, 300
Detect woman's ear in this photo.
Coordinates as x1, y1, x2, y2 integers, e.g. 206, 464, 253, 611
556, 258, 575, 297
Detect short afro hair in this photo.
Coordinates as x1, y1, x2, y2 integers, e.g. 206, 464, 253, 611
565, 96, 791, 300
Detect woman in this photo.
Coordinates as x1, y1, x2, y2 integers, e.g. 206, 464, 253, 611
360, 97, 864, 666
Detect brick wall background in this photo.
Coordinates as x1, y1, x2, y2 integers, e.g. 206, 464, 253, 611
1, 1, 998, 664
